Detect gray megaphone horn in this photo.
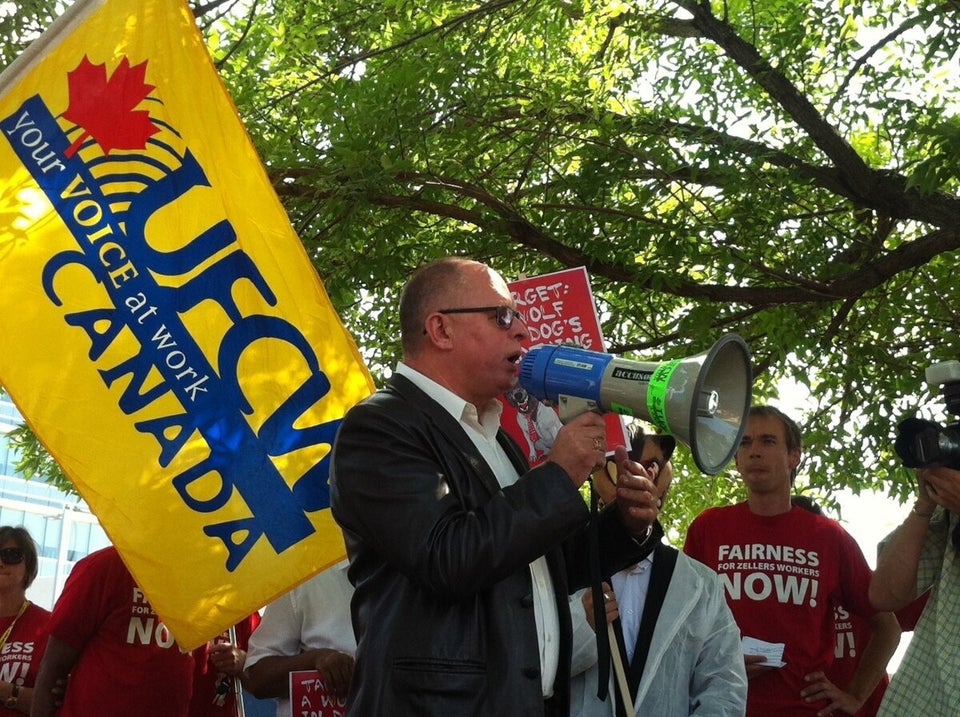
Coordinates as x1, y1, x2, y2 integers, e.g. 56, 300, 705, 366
517, 334, 752, 474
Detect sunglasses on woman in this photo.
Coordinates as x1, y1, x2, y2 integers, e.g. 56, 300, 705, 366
0, 548, 24, 565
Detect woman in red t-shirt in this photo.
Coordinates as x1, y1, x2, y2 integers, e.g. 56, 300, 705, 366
0, 525, 51, 716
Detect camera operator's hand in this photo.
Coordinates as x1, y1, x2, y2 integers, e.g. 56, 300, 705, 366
915, 469, 938, 516
871, 468, 957, 612
920, 466, 960, 514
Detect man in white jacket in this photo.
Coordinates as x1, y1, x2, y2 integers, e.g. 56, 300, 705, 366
570, 427, 747, 717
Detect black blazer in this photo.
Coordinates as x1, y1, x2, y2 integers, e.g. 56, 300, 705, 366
330, 374, 647, 716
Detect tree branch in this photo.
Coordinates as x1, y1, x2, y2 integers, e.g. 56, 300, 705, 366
247, 0, 526, 120
275, 169, 960, 306
670, 0, 881, 199
825, 10, 930, 117
462, 104, 960, 226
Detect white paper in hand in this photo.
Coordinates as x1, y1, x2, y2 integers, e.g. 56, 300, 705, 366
741, 636, 786, 667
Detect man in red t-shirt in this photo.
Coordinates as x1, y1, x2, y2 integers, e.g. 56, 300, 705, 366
31, 546, 195, 717
683, 405, 900, 716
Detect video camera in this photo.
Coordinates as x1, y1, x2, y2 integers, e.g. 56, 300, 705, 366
895, 361, 960, 469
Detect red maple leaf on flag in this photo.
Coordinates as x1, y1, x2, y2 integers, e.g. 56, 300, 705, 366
63, 55, 160, 158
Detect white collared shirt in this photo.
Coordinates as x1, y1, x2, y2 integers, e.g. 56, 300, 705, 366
396, 363, 560, 697
611, 553, 655, 661
245, 561, 356, 717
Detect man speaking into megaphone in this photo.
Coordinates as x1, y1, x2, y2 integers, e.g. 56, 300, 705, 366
331, 257, 669, 717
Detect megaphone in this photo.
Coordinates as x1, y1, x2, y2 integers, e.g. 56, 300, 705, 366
518, 334, 752, 474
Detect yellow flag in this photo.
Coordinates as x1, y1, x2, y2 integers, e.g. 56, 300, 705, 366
0, 0, 373, 649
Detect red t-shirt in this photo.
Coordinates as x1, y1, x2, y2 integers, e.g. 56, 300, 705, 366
831, 605, 887, 717
0, 602, 50, 717
48, 546, 194, 717
829, 590, 930, 717
188, 613, 260, 717
829, 589, 932, 717
684, 503, 876, 716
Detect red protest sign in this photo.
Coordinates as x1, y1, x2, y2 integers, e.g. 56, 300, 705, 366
289, 670, 347, 717
504, 267, 629, 465
511, 266, 603, 349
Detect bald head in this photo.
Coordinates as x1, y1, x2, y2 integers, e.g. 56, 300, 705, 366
397, 257, 528, 406
399, 258, 484, 357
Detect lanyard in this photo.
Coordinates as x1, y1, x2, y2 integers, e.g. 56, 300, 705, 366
0, 601, 29, 651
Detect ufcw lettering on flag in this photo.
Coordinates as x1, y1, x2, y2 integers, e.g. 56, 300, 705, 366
0, 0, 374, 649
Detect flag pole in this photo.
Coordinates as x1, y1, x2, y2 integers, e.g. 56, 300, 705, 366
227, 625, 246, 717
608, 622, 636, 716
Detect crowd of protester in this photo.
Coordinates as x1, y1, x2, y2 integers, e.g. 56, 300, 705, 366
12, 257, 958, 716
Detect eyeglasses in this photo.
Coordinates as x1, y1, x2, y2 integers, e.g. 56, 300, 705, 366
437, 305, 525, 330
0, 548, 24, 565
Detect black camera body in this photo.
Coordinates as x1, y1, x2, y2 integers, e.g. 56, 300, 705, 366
896, 361, 960, 469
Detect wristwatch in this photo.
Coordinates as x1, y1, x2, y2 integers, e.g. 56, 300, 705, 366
5, 683, 19, 708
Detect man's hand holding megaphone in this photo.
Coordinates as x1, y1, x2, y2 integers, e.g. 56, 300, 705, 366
544, 414, 659, 542
542, 412, 609, 488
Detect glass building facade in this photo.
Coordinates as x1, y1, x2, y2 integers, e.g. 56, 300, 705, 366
0, 394, 109, 609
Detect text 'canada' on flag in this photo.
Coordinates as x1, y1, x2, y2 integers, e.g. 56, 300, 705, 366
0, 0, 374, 650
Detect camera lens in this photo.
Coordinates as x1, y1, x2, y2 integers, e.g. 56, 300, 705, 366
896, 417, 960, 469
